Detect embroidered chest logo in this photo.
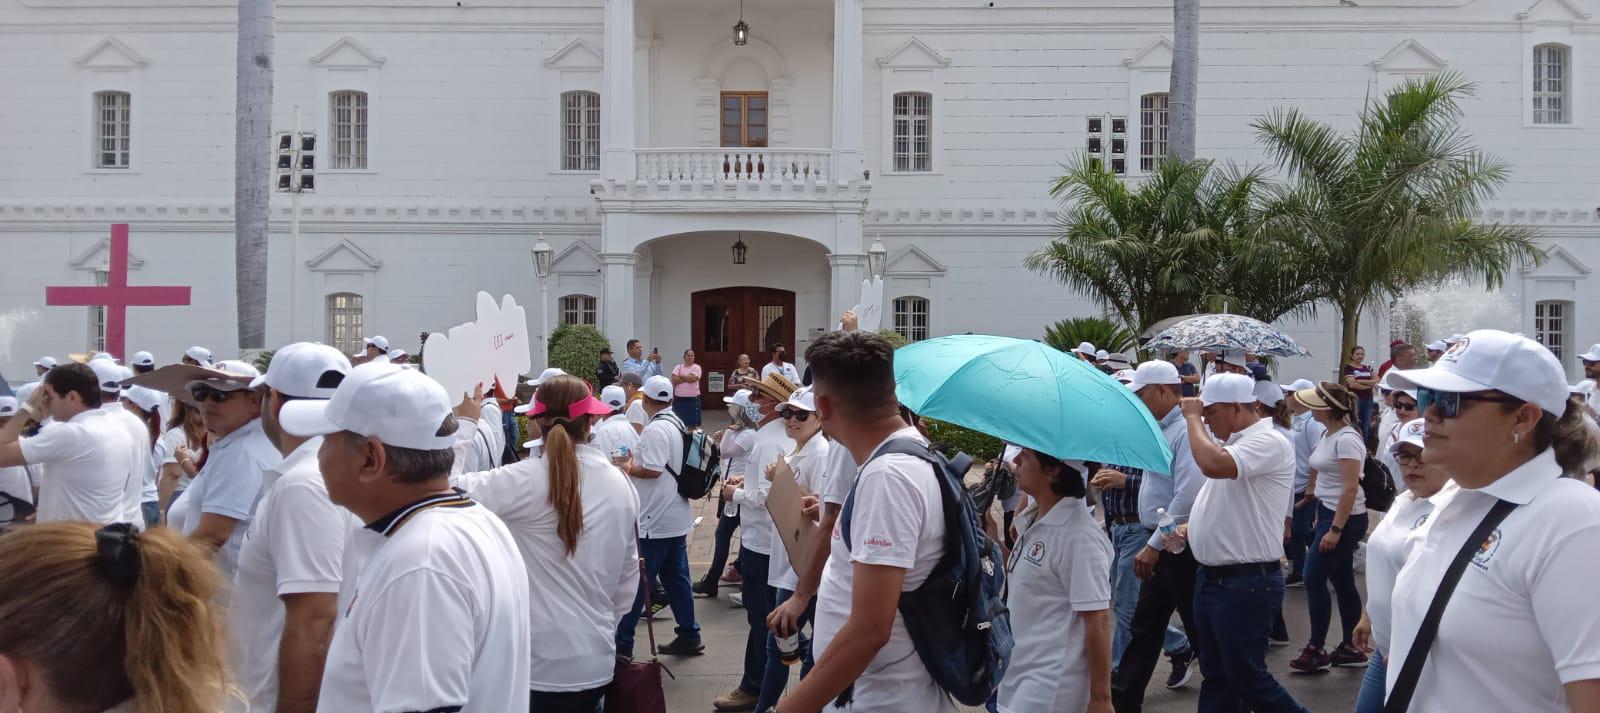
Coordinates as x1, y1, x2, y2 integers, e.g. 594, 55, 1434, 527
1411, 512, 1430, 530
1470, 528, 1503, 570
1025, 541, 1046, 565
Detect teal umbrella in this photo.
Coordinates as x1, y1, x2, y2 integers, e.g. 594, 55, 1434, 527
894, 334, 1172, 475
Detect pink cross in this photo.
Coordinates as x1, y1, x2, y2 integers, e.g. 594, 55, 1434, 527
46, 223, 192, 360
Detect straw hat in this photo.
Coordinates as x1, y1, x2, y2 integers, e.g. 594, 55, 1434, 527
749, 371, 798, 404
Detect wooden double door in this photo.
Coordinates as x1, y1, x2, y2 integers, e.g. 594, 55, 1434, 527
691, 286, 795, 405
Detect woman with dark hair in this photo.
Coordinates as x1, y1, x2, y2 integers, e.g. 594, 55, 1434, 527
1342, 346, 1378, 438
997, 447, 1113, 713
158, 399, 208, 521
671, 349, 704, 428
120, 385, 165, 528
1289, 381, 1369, 673
1384, 330, 1600, 713
457, 375, 641, 711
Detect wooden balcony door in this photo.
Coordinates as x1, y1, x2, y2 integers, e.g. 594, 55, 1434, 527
691, 286, 795, 406
720, 92, 769, 148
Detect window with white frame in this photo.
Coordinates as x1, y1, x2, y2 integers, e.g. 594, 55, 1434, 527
893, 296, 930, 342
1535, 300, 1571, 364
1533, 43, 1571, 125
559, 294, 597, 326
88, 270, 108, 350
326, 293, 364, 355
561, 91, 601, 171
94, 91, 131, 169
892, 92, 933, 172
329, 90, 369, 169
1140, 92, 1169, 171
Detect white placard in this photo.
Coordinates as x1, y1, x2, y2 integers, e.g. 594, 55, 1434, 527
850, 276, 885, 332
708, 371, 725, 393
422, 292, 532, 400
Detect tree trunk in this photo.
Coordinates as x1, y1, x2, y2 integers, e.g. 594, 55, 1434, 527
234, 0, 274, 353
1339, 297, 1363, 379
1168, 0, 1199, 161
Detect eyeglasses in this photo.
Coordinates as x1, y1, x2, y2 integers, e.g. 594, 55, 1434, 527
1415, 387, 1522, 419
780, 411, 813, 422
1395, 452, 1423, 467
188, 384, 239, 403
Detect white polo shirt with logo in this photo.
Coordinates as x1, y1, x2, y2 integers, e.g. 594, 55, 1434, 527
228, 436, 359, 713
731, 418, 795, 556
768, 434, 830, 591
1387, 449, 1600, 713
812, 428, 955, 713
180, 418, 280, 581
1189, 417, 1295, 567
1362, 481, 1457, 655
590, 413, 640, 462
633, 410, 691, 539
317, 493, 531, 713
997, 497, 1113, 713
20, 409, 134, 525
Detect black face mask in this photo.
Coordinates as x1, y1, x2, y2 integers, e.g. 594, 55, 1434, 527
776, 352, 787, 361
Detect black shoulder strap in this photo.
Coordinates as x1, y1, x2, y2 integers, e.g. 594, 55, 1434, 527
840, 438, 970, 553
1383, 498, 1518, 713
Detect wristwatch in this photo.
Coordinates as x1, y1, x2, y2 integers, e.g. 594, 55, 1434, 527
1329, 525, 1344, 534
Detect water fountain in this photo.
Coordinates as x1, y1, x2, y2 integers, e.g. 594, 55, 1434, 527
0, 308, 39, 389
1390, 276, 1521, 350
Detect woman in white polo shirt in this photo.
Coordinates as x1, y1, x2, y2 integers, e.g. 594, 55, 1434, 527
1289, 381, 1369, 673
1349, 418, 1457, 713
1384, 330, 1600, 713
457, 375, 642, 712
997, 447, 1113, 713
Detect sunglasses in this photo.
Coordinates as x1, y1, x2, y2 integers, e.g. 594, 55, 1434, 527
188, 384, 240, 403
1415, 387, 1522, 419
1393, 400, 1418, 412
780, 410, 813, 422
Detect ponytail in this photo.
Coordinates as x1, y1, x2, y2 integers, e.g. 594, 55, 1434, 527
1538, 396, 1600, 476
541, 416, 586, 557
0, 523, 232, 713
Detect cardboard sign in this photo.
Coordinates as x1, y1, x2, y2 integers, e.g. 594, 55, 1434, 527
766, 457, 821, 576
848, 276, 885, 332
423, 292, 532, 400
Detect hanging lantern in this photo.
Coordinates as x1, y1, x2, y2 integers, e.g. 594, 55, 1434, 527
732, 237, 748, 265
733, 0, 749, 45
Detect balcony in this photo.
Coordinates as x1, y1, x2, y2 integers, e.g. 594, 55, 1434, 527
591, 148, 870, 209
638, 148, 833, 184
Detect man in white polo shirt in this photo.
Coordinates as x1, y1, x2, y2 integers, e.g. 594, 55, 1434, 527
182, 360, 281, 582
281, 363, 530, 713
0, 362, 134, 525
89, 359, 153, 530
618, 374, 705, 660
228, 343, 356, 713
1178, 373, 1308, 713
590, 385, 640, 460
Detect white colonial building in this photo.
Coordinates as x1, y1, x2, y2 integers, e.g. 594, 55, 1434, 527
1, 0, 1597, 393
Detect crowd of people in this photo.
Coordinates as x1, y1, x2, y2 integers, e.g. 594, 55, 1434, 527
2, 324, 1600, 713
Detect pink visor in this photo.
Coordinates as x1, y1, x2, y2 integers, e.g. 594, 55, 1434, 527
522, 394, 615, 419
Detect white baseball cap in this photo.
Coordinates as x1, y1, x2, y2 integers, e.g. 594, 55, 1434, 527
781, 386, 817, 413
1581, 344, 1600, 363
121, 385, 165, 413
1377, 371, 1397, 393
363, 336, 390, 351
184, 346, 213, 365
1444, 334, 1465, 345
1202, 373, 1257, 406
1253, 380, 1283, 408
90, 352, 116, 363
88, 359, 125, 393
1425, 340, 1448, 353
280, 363, 456, 451
600, 385, 628, 410
1388, 329, 1571, 417
130, 351, 155, 367
1095, 349, 1110, 361
723, 388, 753, 408
249, 342, 352, 399
524, 367, 568, 387
32, 356, 56, 370
1389, 418, 1427, 453
1282, 378, 1315, 393
1076, 342, 1097, 357
388, 349, 408, 361
1220, 351, 1248, 368
1128, 360, 1181, 393
0, 397, 17, 417
642, 375, 673, 402
1112, 369, 1136, 384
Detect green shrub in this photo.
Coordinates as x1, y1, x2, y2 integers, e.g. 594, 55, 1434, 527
924, 418, 1003, 462
1044, 317, 1137, 355
547, 323, 610, 385
877, 329, 910, 349
253, 349, 274, 374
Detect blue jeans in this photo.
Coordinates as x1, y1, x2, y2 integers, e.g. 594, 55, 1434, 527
1192, 567, 1309, 713
1108, 522, 1188, 665
1357, 399, 1375, 440
1355, 648, 1387, 713
755, 587, 816, 710
738, 547, 774, 695
1285, 492, 1317, 576
1304, 505, 1367, 647
141, 500, 160, 529
672, 396, 702, 428
615, 535, 700, 657
703, 499, 740, 582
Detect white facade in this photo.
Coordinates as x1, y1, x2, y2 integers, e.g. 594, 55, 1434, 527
1, 0, 1597, 388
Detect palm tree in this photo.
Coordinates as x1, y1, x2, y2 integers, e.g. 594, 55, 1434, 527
1169, 0, 1199, 161
1253, 72, 1542, 361
234, 0, 274, 353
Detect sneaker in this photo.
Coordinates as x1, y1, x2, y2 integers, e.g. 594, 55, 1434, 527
712, 687, 759, 712
657, 636, 706, 656
692, 577, 719, 598
729, 591, 744, 608
1285, 572, 1304, 588
721, 565, 743, 585
1330, 642, 1369, 667
1289, 644, 1330, 673
1165, 647, 1194, 689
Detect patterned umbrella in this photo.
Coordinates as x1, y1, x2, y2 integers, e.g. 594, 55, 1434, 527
1144, 313, 1312, 357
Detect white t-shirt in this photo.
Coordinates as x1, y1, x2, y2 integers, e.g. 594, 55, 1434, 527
180, 418, 280, 581
719, 426, 757, 480
317, 495, 531, 713
997, 498, 1112, 713
228, 437, 359, 713
812, 428, 955, 713
625, 399, 646, 429
459, 444, 641, 691
102, 403, 152, 529
1363, 482, 1457, 655
20, 409, 134, 525
156, 427, 195, 491
633, 411, 691, 538
1309, 425, 1368, 515
768, 435, 831, 590
1388, 449, 1600, 713
590, 413, 640, 462
821, 439, 860, 507
479, 400, 505, 466
450, 417, 490, 479
1188, 417, 1294, 567
761, 361, 801, 384
732, 418, 795, 555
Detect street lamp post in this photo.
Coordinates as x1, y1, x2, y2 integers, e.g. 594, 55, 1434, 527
532, 234, 554, 372
868, 237, 888, 279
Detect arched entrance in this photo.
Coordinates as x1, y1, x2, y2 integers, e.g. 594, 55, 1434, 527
692, 286, 795, 403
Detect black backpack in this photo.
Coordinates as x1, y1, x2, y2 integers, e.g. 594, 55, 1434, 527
652, 411, 720, 500
1361, 456, 1397, 512
841, 439, 1013, 707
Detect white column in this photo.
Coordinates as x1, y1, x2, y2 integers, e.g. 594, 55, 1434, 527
599, 251, 637, 349
602, 0, 637, 180
830, 0, 864, 179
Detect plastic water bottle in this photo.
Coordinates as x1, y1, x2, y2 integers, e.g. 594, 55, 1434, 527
723, 492, 739, 518
1156, 507, 1186, 554
777, 631, 801, 665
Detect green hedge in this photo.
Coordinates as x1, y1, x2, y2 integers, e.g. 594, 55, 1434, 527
877, 328, 910, 349
924, 418, 1004, 462
547, 324, 610, 385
